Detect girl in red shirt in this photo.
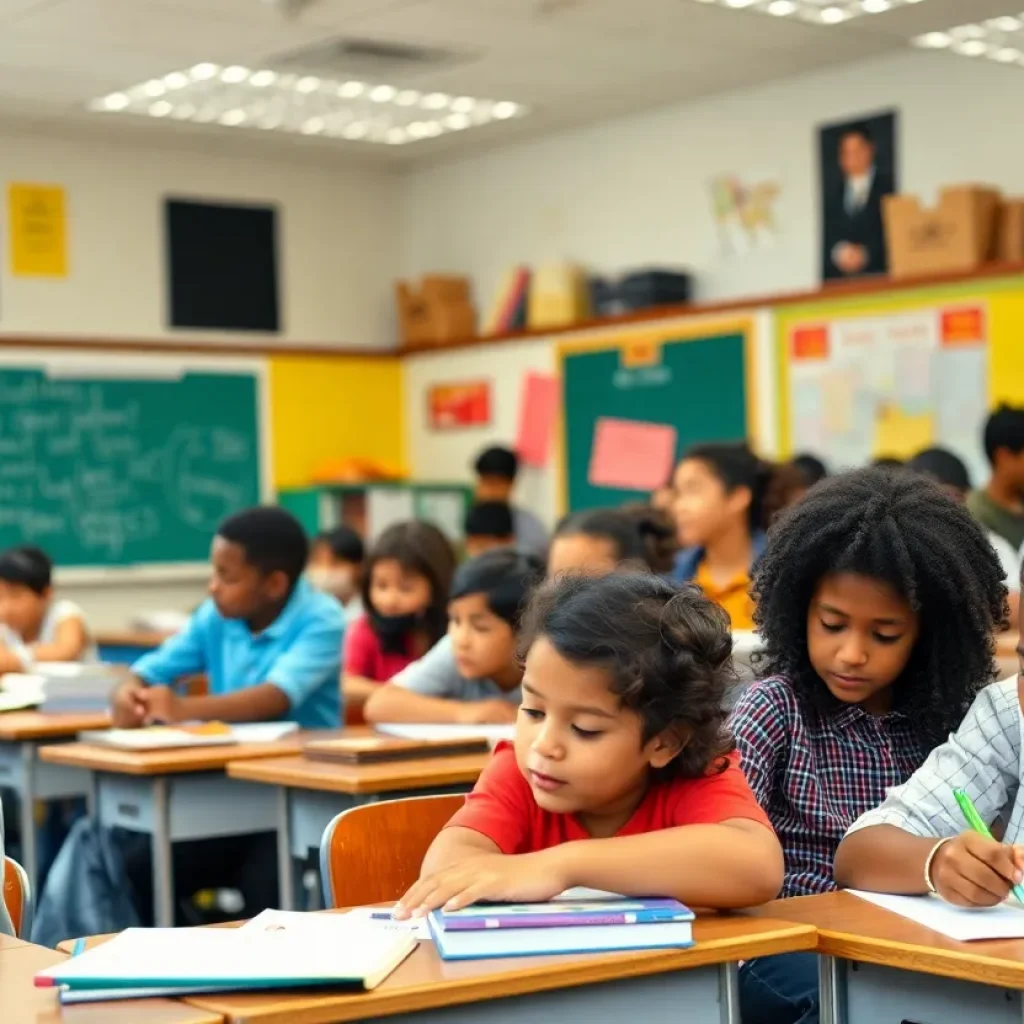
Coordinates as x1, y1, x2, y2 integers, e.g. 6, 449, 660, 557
396, 572, 783, 917
343, 522, 456, 710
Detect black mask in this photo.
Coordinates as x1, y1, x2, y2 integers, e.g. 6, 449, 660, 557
371, 611, 420, 654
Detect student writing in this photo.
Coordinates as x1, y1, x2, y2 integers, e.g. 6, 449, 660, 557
729, 467, 1007, 1024
671, 444, 798, 629
547, 506, 677, 578
834, 564, 1024, 906
363, 550, 542, 726
394, 573, 783, 917
111, 507, 344, 730
0, 546, 97, 670
344, 521, 456, 707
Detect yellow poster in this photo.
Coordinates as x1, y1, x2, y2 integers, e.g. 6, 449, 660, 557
873, 404, 934, 461
8, 183, 68, 277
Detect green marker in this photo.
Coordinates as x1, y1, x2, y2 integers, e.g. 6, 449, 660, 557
953, 788, 1024, 904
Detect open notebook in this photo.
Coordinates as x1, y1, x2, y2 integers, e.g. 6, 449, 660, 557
78, 722, 298, 750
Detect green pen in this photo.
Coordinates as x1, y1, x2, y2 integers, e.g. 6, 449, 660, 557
953, 788, 1024, 904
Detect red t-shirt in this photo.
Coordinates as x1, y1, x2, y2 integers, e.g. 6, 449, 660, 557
343, 615, 417, 683
446, 742, 772, 854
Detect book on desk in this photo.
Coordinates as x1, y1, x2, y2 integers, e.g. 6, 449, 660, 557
303, 733, 490, 764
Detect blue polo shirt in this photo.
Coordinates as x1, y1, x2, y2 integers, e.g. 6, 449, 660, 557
132, 580, 344, 729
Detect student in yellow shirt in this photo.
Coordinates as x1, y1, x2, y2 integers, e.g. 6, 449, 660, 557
670, 444, 798, 629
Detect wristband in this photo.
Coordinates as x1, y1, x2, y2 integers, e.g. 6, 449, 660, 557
924, 836, 955, 895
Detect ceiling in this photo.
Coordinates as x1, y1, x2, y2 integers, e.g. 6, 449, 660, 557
0, 0, 1013, 165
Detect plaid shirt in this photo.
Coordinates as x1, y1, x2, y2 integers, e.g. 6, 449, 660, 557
730, 676, 931, 898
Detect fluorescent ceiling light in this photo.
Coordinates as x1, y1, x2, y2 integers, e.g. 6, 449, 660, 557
89, 67, 526, 145
913, 15, 1024, 68
688, 0, 932, 23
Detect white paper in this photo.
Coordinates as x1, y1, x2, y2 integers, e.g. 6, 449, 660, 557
848, 890, 1024, 941
77, 728, 238, 750
245, 907, 430, 941
229, 722, 299, 743
376, 722, 515, 746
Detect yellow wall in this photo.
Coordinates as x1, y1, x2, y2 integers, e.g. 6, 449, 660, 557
269, 354, 405, 489
774, 275, 1024, 455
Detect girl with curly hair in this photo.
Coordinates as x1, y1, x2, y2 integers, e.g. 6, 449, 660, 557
395, 572, 784, 918
731, 465, 1008, 1024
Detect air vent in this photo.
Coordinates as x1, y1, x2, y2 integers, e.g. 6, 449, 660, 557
270, 37, 472, 80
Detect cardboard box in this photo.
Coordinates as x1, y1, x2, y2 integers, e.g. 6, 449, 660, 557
883, 186, 1002, 279
395, 275, 476, 348
998, 199, 1024, 262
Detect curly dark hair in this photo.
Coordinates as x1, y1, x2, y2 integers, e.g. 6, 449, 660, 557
752, 466, 1009, 747
519, 573, 736, 779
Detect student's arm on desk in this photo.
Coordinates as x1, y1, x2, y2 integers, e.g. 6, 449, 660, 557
32, 616, 90, 663
344, 674, 380, 707
835, 680, 1024, 907
364, 684, 516, 725
399, 820, 783, 915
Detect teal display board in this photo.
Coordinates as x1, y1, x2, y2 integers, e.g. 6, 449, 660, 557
561, 330, 749, 512
0, 366, 262, 568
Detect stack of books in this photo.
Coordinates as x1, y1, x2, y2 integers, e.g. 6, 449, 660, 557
1, 663, 119, 713
427, 894, 695, 961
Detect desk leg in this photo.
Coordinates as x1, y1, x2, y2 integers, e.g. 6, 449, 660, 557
719, 962, 740, 1023
151, 778, 174, 928
276, 787, 294, 912
19, 744, 37, 897
819, 955, 846, 1024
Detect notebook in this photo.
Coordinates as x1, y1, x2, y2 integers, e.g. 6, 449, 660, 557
848, 889, 1024, 942
36, 923, 415, 995
427, 898, 694, 960
433, 897, 693, 931
376, 722, 515, 745
78, 721, 298, 751
303, 734, 490, 764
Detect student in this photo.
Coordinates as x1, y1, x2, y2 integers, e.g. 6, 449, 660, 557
872, 455, 905, 470
112, 506, 344, 730
344, 521, 455, 706
364, 549, 543, 726
791, 453, 828, 491
908, 446, 1020, 620
0, 803, 12, 937
473, 446, 549, 559
547, 507, 677, 578
729, 466, 1007, 1024
307, 526, 365, 617
0, 546, 97, 670
967, 404, 1024, 551
393, 573, 783, 918
835, 572, 1024, 906
670, 443, 786, 629
464, 501, 516, 559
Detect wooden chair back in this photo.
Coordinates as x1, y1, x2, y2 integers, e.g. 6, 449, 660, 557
4, 856, 32, 939
320, 793, 465, 908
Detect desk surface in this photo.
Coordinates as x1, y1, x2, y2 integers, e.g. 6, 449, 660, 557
226, 749, 490, 795
36, 733, 316, 776
0, 942, 223, 1024
0, 711, 111, 742
759, 891, 1024, 990
183, 914, 815, 1024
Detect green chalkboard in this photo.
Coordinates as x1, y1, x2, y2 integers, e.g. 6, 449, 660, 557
0, 367, 262, 568
562, 331, 748, 511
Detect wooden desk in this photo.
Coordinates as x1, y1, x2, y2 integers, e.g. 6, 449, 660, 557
0, 711, 110, 894
225, 737, 488, 912
758, 891, 1024, 1023
181, 914, 814, 1024
37, 733, 315, 928
0, 941, 223, 1024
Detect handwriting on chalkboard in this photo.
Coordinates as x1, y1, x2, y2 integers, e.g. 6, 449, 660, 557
0, 371, 258, 560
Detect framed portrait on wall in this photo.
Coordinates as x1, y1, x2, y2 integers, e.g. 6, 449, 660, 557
819, 110, 898, 283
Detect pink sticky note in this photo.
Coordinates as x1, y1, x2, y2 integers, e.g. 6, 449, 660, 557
516, 372, 560, 468
588, 417, 677, 491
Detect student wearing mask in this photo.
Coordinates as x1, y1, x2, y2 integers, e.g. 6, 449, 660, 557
307, 526, 365, 618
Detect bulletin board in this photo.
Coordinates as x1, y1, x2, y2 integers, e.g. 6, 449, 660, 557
558, 318, 757, 513
775, 274, 1024, 484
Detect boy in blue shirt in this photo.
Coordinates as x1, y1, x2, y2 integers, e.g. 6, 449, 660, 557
112, 506, 344, 730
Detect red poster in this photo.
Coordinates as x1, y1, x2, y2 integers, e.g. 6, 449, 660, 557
427, 380, 492, 430
515, 372, 559, 468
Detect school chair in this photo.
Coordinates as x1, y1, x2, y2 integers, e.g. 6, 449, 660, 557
4, 855, 33, 939
319, 793, 465, 909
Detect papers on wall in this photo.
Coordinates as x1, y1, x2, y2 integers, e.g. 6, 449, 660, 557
588, 417, 677, 492
375, 722, 515, 746
848, 890, 1024, 942
787, 306, 988, 481
516, 372, 560, 468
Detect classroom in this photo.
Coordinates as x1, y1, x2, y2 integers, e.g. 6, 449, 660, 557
5, 2, 1024, 1022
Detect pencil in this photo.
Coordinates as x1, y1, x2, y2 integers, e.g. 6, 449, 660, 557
953, 787, 1024, 904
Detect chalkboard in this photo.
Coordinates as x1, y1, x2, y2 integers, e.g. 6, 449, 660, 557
560, 328, 750, 512
0, 365, 263, 569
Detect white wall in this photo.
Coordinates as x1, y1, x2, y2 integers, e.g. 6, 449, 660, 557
0, 123, 402, 348
400, 50, 1023, 309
